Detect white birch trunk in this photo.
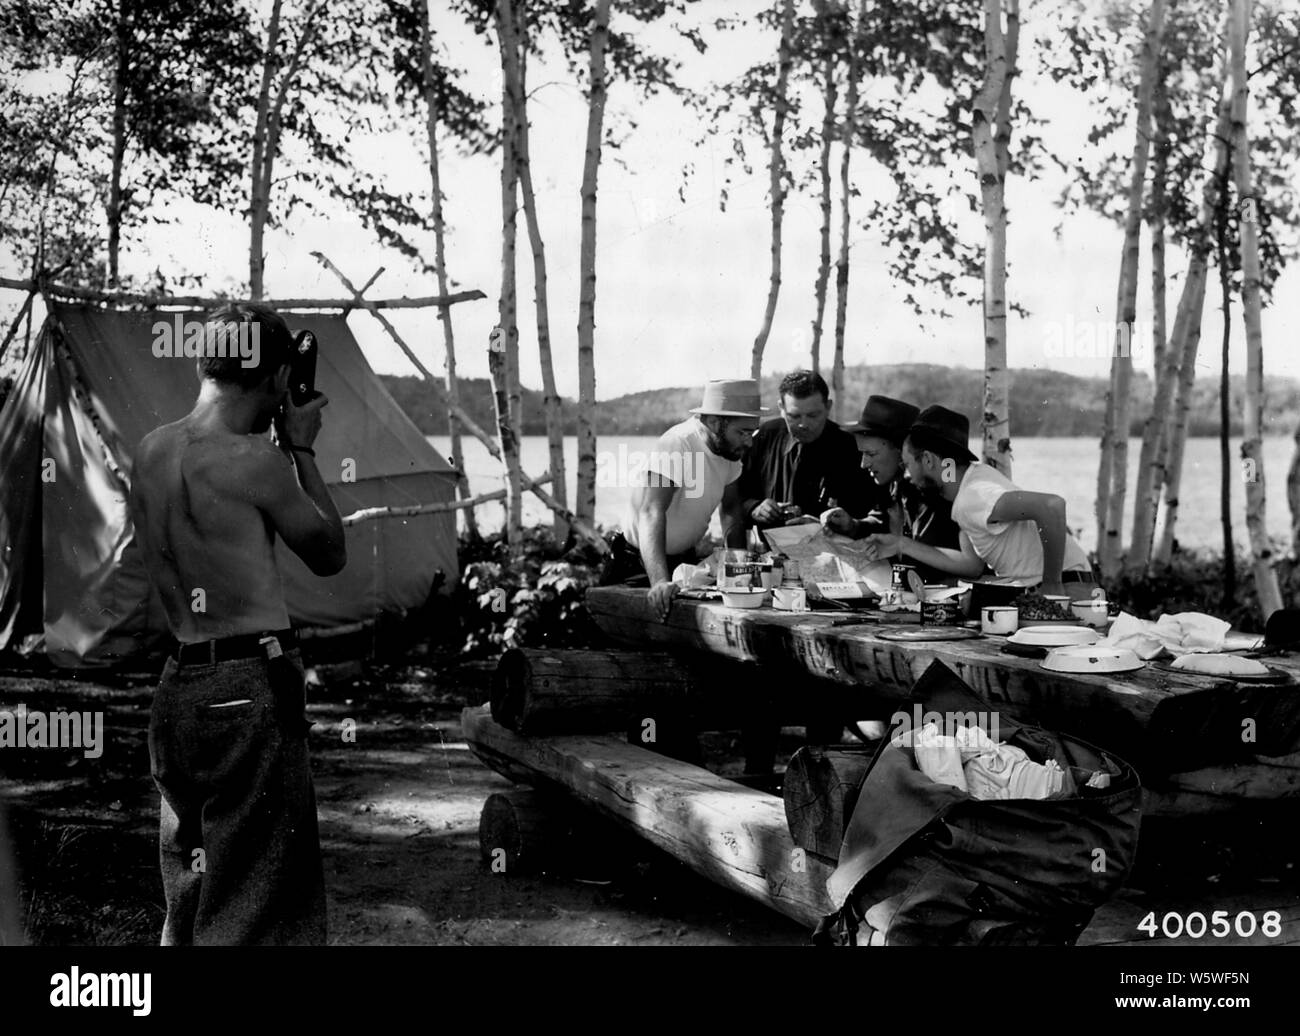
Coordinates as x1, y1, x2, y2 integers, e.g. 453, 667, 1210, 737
974, 0, 1015, 478
512, 35, 567, 544
1229, 0, 1283, 618
1156, 44, 1234, 565
576, 0, 611, 526
494, 0, 524, 544
249, 0, 282, 300
418, 0, 478, 539
751, 0, 795, 382
833, 2, 863, 405
810, 47, 836, 377
1098, 0, 1166, 581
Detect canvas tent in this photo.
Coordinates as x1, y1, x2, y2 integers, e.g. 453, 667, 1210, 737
0, 300, 459, 667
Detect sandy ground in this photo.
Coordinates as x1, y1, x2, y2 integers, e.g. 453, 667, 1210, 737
2, 656, 1299, 947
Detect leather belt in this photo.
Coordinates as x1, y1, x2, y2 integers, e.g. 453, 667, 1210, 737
174, 629, 297, 667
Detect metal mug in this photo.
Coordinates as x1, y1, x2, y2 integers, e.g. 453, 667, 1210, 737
773, 587, 808, 612
981, 606, 1019, 635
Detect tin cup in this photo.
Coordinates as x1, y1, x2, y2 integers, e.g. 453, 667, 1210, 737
980, 606, 1019, 635
773, 587, 808, 612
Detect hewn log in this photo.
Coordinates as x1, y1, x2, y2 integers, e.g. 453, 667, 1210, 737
461, 706, 832, 928
783, 743, 879, 863
492, 648, 701, 735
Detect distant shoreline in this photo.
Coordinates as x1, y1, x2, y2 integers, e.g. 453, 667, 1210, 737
382, 362, 1300, 440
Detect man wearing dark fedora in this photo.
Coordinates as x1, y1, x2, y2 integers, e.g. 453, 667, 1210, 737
737, 370, 879, 534
822, 395, 961, 582
862, 405, 1097, 598
606, 379, 764, 620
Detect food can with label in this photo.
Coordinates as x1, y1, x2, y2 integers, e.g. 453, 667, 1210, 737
920, 598, 963, 626
891, 564, 917, 590
718, 549, 761, 589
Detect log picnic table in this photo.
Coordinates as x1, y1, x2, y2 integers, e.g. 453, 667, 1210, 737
459, 586, 1300, 937
582, 586, 1300, 816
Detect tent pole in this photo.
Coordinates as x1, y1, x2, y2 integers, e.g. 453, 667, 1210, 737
0, 290, 36, 364
0, 274, 483, 312
312, 251, 609, 555
341, 474, 553, 526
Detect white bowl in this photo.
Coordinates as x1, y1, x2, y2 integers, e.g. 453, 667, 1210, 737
1008, 625, 1100, 648
720, 588, 768, 609
1041, 645, 1143, 674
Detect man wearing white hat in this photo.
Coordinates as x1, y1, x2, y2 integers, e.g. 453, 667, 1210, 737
609, 379, 766, 620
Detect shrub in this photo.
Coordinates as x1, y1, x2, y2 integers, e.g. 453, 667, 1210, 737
456, 526, 604, 656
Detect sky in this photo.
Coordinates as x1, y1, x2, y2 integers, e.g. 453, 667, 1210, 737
4, 0, 1298, 411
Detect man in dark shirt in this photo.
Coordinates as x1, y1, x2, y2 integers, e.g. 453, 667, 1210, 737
823, 395, 964, 583
739, 370, 883, 532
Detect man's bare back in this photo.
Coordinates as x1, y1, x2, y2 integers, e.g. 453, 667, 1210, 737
133, 417, 294, 641
130, 330, 344, 645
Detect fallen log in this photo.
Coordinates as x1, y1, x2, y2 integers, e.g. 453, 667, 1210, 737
783, 743, 880, 863
461, 705, 833, 928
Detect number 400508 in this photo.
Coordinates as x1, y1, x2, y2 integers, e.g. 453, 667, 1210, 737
1137, 911, 1282, 939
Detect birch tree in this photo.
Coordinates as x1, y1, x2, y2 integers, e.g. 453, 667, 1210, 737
752, 0, 796, 382
493, 0, 525, 544
1096, 0, 1166, 581
417, 0, 478, 539
248, 0, 329, 299
575, 0, 611, 527
808, 0, 841, 377
507, 16, 567, 544
973, 0, 1019, 478
1229, 0, 1283, 618
832, 1, 865, 403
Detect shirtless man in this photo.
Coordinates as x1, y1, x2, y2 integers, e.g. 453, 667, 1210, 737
130, 303, 346, 945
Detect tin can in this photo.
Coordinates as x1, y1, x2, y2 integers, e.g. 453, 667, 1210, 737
719, 549, 761, 589
891, 564, 917, 590
921, 598, 963, 626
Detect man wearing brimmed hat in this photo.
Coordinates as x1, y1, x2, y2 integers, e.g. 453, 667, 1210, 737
861, 405, 1097, 597
605, 379, 764, 620
822, 395, 960, 581
737, 371, 880, 533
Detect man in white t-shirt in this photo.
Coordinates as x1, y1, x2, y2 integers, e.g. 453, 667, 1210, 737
862, 405, 1096, 597
609, 380, 765, 620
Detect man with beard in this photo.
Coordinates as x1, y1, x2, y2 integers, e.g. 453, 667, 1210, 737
739, 370, 880, 532
604, 379, 764, 621
821, 395, 963, 583
861, 405, 1097, 599
130, 303, 346, 945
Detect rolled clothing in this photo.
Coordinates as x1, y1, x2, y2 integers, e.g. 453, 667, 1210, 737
148, 647, 326, 945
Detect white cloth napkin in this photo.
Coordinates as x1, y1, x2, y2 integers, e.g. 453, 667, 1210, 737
1103, 611, 1231, 660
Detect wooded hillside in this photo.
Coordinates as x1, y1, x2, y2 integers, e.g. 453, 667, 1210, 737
381, 363, 1300, 438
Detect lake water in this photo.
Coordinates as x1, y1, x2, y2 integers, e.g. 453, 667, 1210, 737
428, 434, 1300, 554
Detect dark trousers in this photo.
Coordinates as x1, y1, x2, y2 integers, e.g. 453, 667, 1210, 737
599, 530, 698, 587
148, 650, 326, 946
